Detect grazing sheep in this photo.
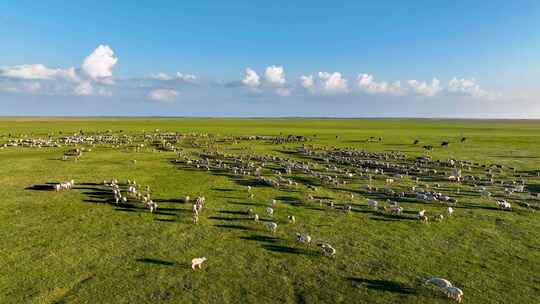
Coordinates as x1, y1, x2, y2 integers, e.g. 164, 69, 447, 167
425, 277, 453, 289
296, 233, 312, 245
264, 222, 278, 233
288, 215, 296, 223
253, 214, 259, 222
446, 207, 454, 216
433, 214, 444, 222
319, 243, 336, 257
266, 207, 274, 217
343, 204, 352, 213
496, 199, 511, 210
444, 286, 464, 303
191, 257, 207, 270
367, 199, 378, 208
418, 209, 428, 223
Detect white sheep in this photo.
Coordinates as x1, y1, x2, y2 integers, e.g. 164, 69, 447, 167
264, 222, 278, 233
444, 286, 464, 303
446, 207, 454, 216
296, 233, 312, 245
320, 243, 336, 257
191, 257, 207, 270
367, 199, 378, 208
266, 207, 274, 217
425, 277, 453, 288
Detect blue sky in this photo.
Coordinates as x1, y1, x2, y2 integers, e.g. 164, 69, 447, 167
1, 1, 539, 117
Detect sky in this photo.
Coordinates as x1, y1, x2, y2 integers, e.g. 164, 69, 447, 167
0, 1, 539, 117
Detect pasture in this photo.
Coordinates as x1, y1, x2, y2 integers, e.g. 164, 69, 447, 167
1, 118, 539, 304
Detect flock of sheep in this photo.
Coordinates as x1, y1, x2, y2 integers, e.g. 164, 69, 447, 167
14, 129, 540, 302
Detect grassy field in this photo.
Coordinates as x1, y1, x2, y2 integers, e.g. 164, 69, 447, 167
1, 118, 540, 304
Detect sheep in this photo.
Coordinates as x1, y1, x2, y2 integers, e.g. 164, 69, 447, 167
444, 286, 464, 303
191, 257, 207, 270
425, 277, 453, 289
296, 233, 312, 245
270, 199, 277, 206
388, 206, 403, 215
319, 243, 336, 257
446, 207, 454, 216
433, 214, 444, 222
496, 199, 511, 210
288, 215, 296, 223
264, 222, 278, 233
418, 209, 428, 223
343, 204, 352, 213
184, 195, 191, 204
367, 199, 378, 208
266, 207, 274, 217
253, 214, 259, 222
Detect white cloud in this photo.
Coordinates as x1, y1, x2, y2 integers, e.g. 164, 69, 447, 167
318, 72, 348, 93
74, 82, 93, 96
241, 68, 260, 88
407, 78, 441, 97
0, 64, 79, 82
264, 65, 285, 86
300, 75, 314, 90
148, 72, 197, 83
81, 45, 118, 79
147, 88, 179, 102
447, 77, 488, 98
175, 72, 197, 82
357, 74, 405, 95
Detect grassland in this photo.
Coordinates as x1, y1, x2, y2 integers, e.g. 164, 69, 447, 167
1, 118, 539, 304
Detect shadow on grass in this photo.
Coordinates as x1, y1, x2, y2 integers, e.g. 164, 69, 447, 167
347, 278, 417, 295
214, 224, 252, 230
262, 244, 317, 256
136, 258, 174, 266
239, 234, 279, 243
25, 184, 54, 191
212, 187, 236, 192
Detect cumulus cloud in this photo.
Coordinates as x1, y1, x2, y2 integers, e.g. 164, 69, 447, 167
407, 78, 441, 97
81, 45, 118, 79
241, 68, 260, 88
147, 88, 179, 102
265, 65, 285, 86
357, 74, 405, 96
74, 82, 93, 96
147, 72, 197, 83
447, 77, 488, 98
318, 72, 348, 93
0, 64, 79, 82
300, 75, 314, 90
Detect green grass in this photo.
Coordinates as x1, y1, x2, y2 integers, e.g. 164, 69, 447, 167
1, 118, 540, 303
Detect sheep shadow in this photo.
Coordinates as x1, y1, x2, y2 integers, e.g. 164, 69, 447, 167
212, 188, 236, 192
135, 258, 174, 266
261, 244, 317, 256
214, 224, 252, 231
154, 198, 184, 204
346, 278, 417, 295
25, 184, 55, 191
208, 216, 245, 222
219, 210, 248, 215
240, 234, 280, 243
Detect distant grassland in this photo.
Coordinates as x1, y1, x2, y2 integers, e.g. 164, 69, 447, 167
1, 118, 539, 304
